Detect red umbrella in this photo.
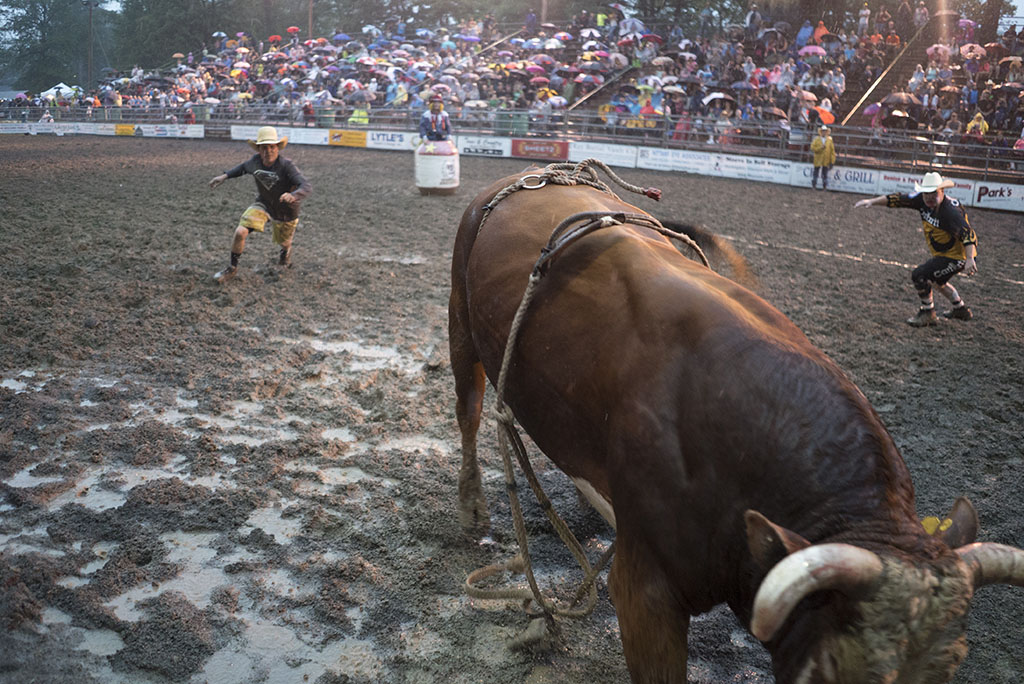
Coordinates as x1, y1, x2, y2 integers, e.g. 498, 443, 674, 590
286, 26, 301, 34
642, 33, 664, 44
268, 34, 282, 42
530, 76, 550, 84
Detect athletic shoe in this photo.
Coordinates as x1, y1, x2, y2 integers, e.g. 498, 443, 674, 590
906, 308, 938, 327
942, 306, 972, 321
213, 266, 237, 283
278, 246, 292, 267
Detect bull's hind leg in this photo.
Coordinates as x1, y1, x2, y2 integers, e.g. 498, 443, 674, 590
448, 293, 489, 534
609, 536, 690, 683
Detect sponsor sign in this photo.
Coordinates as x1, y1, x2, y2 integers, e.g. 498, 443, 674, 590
711, 154, 791, 183
328, 129, 366, 147
287, 127, 327, 145
636, 147, 715, 175
510, 138, 568, 161
0, 123, 31, 134
367, 130, 414, 150
568, 141, 637, 168
829, 165, 879, 195
972, 182, 1024, 212
231, 125, 261, 143
457, 135, 511, 157
118, 124, 205, 138
874, 170, 975, 205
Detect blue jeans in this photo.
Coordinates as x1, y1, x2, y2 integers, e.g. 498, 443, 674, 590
812, 165, 831, 188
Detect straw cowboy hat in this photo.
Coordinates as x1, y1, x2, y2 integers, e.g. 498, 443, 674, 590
914, 171, 955, 192
247, 126, 288, 151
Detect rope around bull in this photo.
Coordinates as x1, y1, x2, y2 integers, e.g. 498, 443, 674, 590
465, 160, 710, 622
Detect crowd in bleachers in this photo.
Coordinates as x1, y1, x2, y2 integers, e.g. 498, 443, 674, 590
2, 2, 1022, 160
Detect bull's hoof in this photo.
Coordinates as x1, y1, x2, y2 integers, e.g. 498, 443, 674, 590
458, 496, 490, 536
507, 617, 556, 652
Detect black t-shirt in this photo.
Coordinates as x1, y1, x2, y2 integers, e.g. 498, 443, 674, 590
225, 154, 311, 222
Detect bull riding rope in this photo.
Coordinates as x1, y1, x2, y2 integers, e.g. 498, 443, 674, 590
465, 160, 710, 625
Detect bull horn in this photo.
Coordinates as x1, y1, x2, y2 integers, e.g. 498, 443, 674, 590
751, 543, 884, 642
957, 542, 1024, 588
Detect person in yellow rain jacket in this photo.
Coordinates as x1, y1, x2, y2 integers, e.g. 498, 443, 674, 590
810, 124, 836, 190
348, 102, 370, 126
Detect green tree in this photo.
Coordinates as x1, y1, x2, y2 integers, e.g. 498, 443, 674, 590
0, 0, 110, 92
113, 0, 241, 70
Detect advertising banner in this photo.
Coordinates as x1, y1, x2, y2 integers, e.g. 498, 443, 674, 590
711, 154, 792, 183
327, 129, 366, 147
971, 181, 1024, 213
366, 130, 414, 150
510, 138, 568, 161
121, 124, 204, 138
636, 147, 716, 175
290, 127, 329, 146
568, 141, 637, 168
457, 135, 512, 157
790, 164, 882, 195
873, 169, 976, 205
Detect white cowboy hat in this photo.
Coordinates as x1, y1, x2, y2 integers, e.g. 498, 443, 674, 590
247, 126, 288, 150
914, 171, 954, 193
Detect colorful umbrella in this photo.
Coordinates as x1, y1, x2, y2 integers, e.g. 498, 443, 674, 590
286, 26, 301, 34
960, 43, 985, 59
212, 31, 226, 38
554, 32, 573, 41
268, 34, 282, 42
812, 106, 835, 124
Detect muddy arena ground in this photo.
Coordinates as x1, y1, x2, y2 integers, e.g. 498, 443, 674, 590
1, 135, 1022, 684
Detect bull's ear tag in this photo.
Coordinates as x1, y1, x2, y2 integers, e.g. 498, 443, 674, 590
921, 516, 953, 535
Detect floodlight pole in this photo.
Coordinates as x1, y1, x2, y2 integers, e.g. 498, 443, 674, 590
82, 0, 100, 88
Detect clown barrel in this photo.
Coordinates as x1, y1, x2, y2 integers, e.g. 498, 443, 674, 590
414, 138, 459, 195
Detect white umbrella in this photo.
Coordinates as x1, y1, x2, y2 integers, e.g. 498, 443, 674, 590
620, 17, 646, 34
702, 92, 730, 105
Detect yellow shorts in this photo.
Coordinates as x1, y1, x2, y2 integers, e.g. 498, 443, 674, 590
238, 204, 298, 245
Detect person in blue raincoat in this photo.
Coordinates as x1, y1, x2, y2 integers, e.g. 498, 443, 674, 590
795, 20, 814, 48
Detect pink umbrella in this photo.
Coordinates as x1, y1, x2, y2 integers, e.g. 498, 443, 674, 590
863, 102, 882, 115
530, 76, 550, 84
525, 64, 546, 74
960, 43, 986, 59
799, 45, 826, 56
926, 44, 952, 58
594, 49, 611, 58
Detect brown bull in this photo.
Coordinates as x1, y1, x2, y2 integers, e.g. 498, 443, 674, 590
448, 168, 1024, 684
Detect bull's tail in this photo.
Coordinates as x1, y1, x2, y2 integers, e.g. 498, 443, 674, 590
657, 218, 757, 290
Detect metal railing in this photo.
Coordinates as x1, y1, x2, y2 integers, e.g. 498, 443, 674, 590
4, 102, 1022, 180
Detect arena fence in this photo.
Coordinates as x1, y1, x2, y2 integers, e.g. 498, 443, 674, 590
3, 103, 1021, 212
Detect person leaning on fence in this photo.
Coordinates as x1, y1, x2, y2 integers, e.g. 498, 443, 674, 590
854, 171, 978, 327
208, 126, 312, 283
811, 125, 836, 190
